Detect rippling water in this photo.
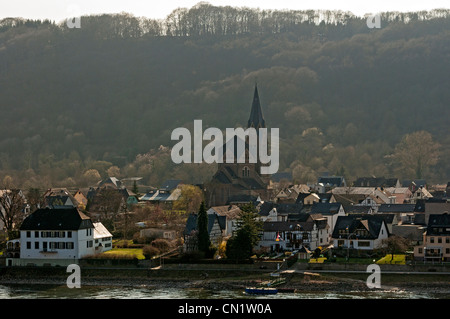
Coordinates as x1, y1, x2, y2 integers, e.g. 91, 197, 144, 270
0, 284, 448, 299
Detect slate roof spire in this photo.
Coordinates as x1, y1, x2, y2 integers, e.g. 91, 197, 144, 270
247, 84, 266, 129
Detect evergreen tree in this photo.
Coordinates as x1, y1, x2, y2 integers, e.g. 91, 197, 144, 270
226, 203, 262, 261
197, 201, 210, 254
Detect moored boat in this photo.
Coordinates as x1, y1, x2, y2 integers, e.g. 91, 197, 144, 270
245, 287, 278, 295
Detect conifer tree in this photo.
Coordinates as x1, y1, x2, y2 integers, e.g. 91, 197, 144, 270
197, 201, 210, 254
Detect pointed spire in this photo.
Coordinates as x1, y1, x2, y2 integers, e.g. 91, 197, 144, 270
247, 84, 265, 129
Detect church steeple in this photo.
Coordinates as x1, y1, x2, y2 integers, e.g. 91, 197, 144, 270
247, 84, 265, 129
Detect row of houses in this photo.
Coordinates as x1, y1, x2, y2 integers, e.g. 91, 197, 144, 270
184, 185, 450, 261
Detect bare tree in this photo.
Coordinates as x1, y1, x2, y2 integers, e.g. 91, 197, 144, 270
0, 188, 26, 240
393, 130, 440, 179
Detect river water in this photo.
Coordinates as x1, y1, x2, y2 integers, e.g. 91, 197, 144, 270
0, 284, 448, 299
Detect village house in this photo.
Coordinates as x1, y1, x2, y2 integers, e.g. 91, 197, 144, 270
43, 188, 79, 208
73, 189, 89, 208
310, 175, 346, 193
414, 213, 450, 262
139, 179, 182, 208
274, 184, 310, 204
258, 202, 305, 222
257, 218, 329, 252
353, 177, 401, 188
331, 215, 389, 252
207, 205, 241, 237
183, 212, 226, 252
377, 203, 418, 224
309, 202, 346, 243
6, 207, 112, 267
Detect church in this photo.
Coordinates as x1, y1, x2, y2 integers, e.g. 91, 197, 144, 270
206, 85, 272, 206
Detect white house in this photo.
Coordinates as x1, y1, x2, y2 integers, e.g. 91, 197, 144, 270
257, 219, 329, 253
331, 215, 389, 251
7, 207, 112, 266
93, 222, 113, 254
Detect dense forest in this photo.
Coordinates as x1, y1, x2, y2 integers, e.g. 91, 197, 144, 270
0, 3, 449, 190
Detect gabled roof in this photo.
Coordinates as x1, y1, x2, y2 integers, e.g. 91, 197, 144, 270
426, 213, 450, 235
343, 205, 373, 214
183, 213, 226, 236
93, 222, 112, 239
208, 205, 241, 219
98, 177, 122, 189
310, 202, 342, 215
378, 204, 416, 213
332, 215, 387, 239
353, 177, 399, 188
20, 207, 93, 231
160, 179, 182, 191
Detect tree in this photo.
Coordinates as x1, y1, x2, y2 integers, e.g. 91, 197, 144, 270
393, 131, 440, 179
380, 235, 410, 263
226, 203, 262, 261
173, 184, 204, 213
197, 201, 210, 254
0, 188, 26, 239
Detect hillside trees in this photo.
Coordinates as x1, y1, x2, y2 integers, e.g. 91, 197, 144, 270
0, 6, 449, 188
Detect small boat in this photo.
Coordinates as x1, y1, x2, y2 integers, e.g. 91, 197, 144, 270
245, 287, 278, 295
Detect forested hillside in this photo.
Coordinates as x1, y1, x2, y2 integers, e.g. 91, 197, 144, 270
0, 3, 449, 189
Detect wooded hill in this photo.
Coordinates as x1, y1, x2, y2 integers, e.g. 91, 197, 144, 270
0, 3, 449, 189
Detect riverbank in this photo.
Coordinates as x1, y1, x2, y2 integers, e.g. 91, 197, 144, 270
1, 266, 450, 296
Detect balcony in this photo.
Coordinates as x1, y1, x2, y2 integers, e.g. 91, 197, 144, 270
424, 247, 442, 259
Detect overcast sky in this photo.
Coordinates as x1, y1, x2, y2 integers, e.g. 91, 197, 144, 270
2, 0, 450, 22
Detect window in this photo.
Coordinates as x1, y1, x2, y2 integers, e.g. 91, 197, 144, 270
438, 237, 442, 244
447, 237, 450, 244
26, 231, 31, 238
430, 237, 434, 243
34, 242, 39, 249
26, 242, 31, 249
358, 241, 371, 247
35, 231, 39, 238
418, 248, 423, 254
242, 166, 250, 177
66, 242, 74, 249
87, 240, 93, 248
67, 231, 72, 238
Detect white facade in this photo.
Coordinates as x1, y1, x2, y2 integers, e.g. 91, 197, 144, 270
19, 227, 94, 265
8, 208, 112, 267
333, 222, 389, 250
257, 222, 329, 252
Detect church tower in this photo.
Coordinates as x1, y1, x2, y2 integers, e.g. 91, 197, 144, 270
206, 84, 271, 207
248, 84, 266, 129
